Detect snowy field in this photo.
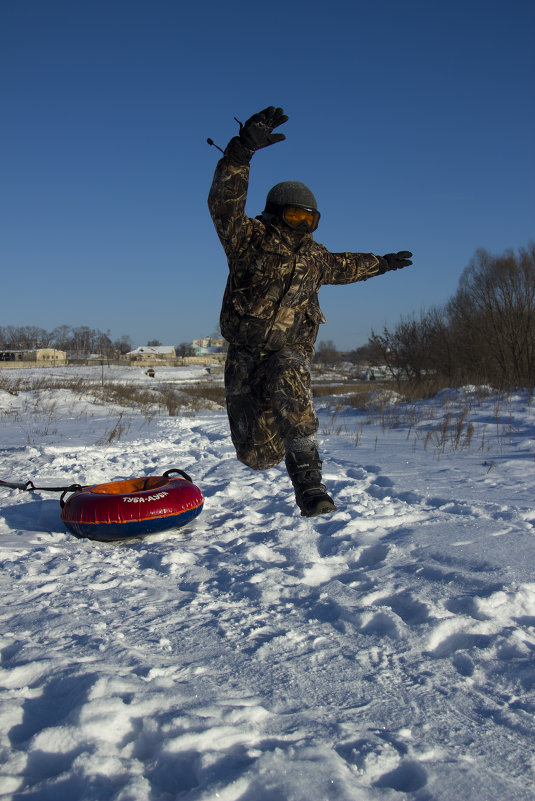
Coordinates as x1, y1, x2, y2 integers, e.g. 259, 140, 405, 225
0, 366, 534, 801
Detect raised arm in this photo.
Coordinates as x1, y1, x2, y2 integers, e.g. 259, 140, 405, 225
207, 107, 288, 259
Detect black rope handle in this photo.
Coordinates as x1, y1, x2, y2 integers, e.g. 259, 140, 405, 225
163, 468, 193, 483
59, 484, 85, 509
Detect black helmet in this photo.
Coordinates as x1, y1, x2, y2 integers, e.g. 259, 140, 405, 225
264, 181, 320, 232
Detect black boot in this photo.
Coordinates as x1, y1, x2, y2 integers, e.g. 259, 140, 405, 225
285, 450, 337, 517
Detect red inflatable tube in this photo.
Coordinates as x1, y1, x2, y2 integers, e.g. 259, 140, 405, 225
61, 472, 204, 541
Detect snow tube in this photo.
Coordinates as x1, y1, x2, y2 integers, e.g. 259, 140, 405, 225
60, 470, 204, 541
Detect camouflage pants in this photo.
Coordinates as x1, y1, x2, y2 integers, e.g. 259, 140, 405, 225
225, 345, 319, 470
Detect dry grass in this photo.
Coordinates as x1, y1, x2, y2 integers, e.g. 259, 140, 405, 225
1, 370, 525, 457
0, 371, 226, 414
316, 379, 523, 457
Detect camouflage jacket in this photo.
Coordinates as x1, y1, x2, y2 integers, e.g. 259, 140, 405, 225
208, 138, 383, 355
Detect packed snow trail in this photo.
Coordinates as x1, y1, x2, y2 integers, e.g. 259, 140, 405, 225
0, 372, 534, 800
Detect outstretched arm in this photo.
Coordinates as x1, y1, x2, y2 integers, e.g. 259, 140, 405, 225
319, 247, 413, 285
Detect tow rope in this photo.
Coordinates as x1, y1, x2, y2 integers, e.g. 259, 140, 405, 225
0, 469, 193, 508
1, 478, 84, 492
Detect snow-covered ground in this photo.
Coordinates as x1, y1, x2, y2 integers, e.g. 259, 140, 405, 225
1, 367, 534, 801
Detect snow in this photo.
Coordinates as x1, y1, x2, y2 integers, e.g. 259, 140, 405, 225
1, 366, 534, 800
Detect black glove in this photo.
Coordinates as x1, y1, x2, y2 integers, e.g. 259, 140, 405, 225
238, 106, 288, 152
376, 251, 413, 273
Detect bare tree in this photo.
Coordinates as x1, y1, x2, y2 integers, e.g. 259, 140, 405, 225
448, 243, 535, 386
1, 325, 49, 349
176, 342, 195, 358
50, 325, 73, 350
367, 243, 535, 389
114, 334, 133, 355
315, 340, 341, 368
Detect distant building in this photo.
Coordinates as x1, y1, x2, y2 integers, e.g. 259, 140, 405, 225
0, 348, 67, 364
124, 346, 176, 363
191, 336, 226, 356
35, 348, 67, 363
0, 350, 25, 362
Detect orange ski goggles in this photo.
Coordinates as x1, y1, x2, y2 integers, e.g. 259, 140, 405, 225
281, 205, 321, 232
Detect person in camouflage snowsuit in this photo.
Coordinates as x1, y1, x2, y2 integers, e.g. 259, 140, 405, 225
208, 106, 412, 517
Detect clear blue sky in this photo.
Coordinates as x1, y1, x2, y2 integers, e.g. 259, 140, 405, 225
1, 0, 534, 350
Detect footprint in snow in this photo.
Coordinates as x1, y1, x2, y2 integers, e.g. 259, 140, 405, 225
360, 611, 399, 639
429, 630, 495, 659
335, 732, 427, 792
374, 759, 428, 793
353, 542, 390, 568
381, 591, 431, 625
452, 651, 475, 676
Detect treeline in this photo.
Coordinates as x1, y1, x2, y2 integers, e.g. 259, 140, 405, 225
369, 243, 535, 388
4, 243, 533, 387
0, 325, 133, 357
0, 325, 200, 360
